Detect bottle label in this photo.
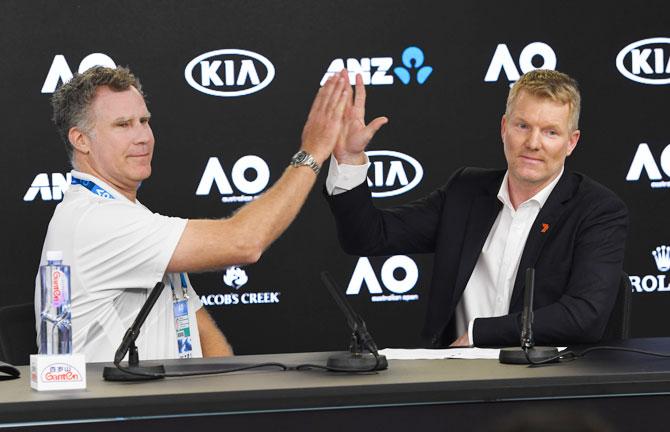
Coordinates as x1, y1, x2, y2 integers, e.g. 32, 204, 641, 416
51, 269, 66, 307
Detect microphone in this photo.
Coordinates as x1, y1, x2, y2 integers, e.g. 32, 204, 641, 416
103, 282, 167, 381
321, 271, 387, 371
499, 268, 559, 364
520, 267, 535, 350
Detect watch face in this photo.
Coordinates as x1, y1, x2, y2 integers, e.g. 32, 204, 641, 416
294, 152, 307, 163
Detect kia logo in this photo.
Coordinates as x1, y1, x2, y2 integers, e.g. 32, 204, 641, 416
616, 37, 670, 85
184, 49, 275, 97
366, 150, 424, 198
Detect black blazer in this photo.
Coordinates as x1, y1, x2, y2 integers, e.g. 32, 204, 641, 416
326, 167, 629, 347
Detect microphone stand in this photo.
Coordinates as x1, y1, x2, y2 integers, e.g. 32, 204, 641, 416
103, 282, 167, 381
499, 268, 559, 364
321, 272, 388, 371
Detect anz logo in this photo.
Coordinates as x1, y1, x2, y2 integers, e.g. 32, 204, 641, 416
184, 49, 275, 97
320, 46, 433, 86
366, 150, 423, 198
24, 173, 71, 202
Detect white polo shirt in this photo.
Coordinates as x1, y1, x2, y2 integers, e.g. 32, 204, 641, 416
34, 170, 203, 362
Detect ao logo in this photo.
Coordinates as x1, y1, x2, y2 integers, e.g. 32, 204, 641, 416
42, 53, 116, 93
366, 150, 424, 198
484, 42, 556, 83
626, 143, 670, 188
347, 255, 418, 295
616, 38, 670, 85
185, 49, 275, 97
196, 156, 270, 202
24, 173, 71, 202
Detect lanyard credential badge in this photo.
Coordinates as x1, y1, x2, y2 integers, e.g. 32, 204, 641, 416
169, 273, 193, 359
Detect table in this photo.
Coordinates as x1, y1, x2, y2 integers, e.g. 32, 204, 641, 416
2, 338, 670, 431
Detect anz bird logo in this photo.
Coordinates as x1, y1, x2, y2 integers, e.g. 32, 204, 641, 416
393, 46, 433, 85
223, 266, 248, 289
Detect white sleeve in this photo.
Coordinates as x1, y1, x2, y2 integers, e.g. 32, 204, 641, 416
325, 154, 371, 195
74, 201, 187, 293
468, 319, 475, 346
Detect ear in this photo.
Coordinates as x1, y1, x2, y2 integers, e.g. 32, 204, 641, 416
68, 127, 91, 155
565, 129, 580, 156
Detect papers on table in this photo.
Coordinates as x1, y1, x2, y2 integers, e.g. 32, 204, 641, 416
380, 347, 567, 360
380, 348, 502, 360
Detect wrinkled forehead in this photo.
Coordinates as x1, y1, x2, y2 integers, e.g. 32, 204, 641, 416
88, 85, 148, 121
508, 90, 572, 115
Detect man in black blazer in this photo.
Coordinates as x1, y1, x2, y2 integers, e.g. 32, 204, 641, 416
324, 70, 628, 347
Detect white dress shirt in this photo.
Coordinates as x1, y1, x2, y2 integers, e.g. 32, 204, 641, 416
326, 156, 564, 346
455, 168, 563, 345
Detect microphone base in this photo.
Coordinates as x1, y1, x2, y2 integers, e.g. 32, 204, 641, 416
103, 364, 165, 381
327, 351, 388, 371
499, 346, 559, 364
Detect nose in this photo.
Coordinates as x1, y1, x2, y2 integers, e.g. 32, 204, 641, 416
525, 129, 541, 150
135, 122, 154, 146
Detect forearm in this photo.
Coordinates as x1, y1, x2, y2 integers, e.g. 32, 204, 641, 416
169, 166, 317, 272
197, 308, 233, 357
230, 165, 317, 255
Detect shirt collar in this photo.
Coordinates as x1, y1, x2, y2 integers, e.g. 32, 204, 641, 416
497, 166, 564, 210
69, 170, 133, 203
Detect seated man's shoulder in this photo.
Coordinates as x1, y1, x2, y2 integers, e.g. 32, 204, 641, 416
571, 172, 628, 212
445, 167, 505, 191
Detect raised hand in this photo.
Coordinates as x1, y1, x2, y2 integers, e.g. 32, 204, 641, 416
334, 73, 388, 165
300, 69, 352, 165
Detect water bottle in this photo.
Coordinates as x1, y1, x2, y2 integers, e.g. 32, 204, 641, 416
39, 250, 72, 355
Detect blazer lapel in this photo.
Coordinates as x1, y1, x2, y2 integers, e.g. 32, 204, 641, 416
509, 172, 578, 309
453, 194, 502, 303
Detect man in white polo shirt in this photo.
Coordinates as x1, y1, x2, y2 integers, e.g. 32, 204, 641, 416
36, 66, 351, 362
325, 69, 628, 348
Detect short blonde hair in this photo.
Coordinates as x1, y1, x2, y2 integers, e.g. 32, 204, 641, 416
505, 69, 581, 131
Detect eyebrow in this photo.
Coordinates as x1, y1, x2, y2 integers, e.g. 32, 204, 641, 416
112, 113, 152, 123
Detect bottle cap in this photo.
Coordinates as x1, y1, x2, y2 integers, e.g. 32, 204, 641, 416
46, 251, 63, 262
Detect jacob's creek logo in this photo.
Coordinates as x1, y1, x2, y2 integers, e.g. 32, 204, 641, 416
24, 172, 71, 202
616, 38, 670, 85
366, 150, 424, 198
185, 49, 275, 97
347, 256, 419, 302
196, 156, 270, 203
200, 266, 281, 306
42, 53, 116, 93
320, 46, 432, 86
626, 143, 670, 188
41, 363, 82, 382
484, 42, 557, 84
630, 246, 670, 293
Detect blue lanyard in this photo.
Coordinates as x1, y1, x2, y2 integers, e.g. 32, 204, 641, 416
169, 273, 190, 300
71, 176, 115, 199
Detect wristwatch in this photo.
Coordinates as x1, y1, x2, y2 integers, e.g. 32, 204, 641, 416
290, 150, 321, 175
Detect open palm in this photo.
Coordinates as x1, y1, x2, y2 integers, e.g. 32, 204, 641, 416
334, 74, 388, 164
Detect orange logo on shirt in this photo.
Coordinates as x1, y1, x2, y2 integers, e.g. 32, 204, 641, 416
541, 223, 550, 233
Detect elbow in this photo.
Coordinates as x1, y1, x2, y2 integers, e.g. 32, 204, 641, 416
234, 238, 264, 265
